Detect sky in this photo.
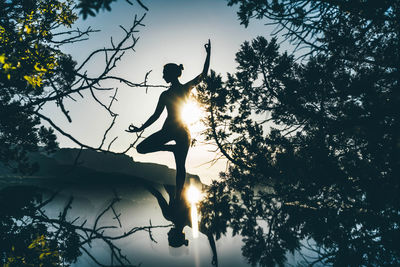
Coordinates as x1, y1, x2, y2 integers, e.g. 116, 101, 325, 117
43, 0, 290, 184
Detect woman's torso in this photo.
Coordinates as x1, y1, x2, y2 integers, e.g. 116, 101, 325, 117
162, 85, 190, 133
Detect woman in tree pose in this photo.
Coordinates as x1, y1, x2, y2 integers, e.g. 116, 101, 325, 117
127, 40, 211, 201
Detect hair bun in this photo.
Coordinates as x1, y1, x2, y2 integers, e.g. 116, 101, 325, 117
179, 64, 184, 70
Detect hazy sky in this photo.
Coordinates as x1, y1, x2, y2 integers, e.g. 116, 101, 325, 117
43, 0, 289, 184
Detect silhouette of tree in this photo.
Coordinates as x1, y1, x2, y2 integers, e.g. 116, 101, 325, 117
227, 0, 399, 67
76, 0, 149, 19
0, 185, 169, 266
0, 0, 158, 173
197, 2, 399, 264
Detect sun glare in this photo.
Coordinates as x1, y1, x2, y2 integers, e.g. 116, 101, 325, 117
187, 185, 201, 204
186, 185, 202, 238
181, 100, 204, 133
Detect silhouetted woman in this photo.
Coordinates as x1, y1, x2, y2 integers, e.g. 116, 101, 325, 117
127, 40, 211, 201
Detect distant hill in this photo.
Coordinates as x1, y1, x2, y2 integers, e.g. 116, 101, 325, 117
0, 148, 202, 187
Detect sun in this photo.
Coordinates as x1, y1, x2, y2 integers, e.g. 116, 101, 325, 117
180, 100, 204, 133
181, 100, 202, 125
186, 185, 201, 204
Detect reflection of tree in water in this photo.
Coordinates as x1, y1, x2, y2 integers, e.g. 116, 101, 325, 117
0, 186, 167, 267
201, 178, 399, 266
1, 186, 79, 266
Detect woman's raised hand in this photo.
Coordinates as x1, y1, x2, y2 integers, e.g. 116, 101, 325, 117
204, 39, 211, 54
126, 124, 142, 133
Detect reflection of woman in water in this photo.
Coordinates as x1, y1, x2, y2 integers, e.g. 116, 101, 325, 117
127, 40, 211, 201
145, 183, 218, 266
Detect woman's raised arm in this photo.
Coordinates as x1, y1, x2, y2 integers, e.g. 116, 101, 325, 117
126, 92, 166, 132
184, 39, 211, 90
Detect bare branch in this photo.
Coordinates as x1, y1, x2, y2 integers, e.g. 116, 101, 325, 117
135, 0, 149, 11
50, 27, 100, 45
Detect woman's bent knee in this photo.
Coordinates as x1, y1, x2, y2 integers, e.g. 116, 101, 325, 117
136, 142, 148, 154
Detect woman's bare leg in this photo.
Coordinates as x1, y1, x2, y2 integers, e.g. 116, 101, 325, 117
136, 130, 174, 154
174, 132, 190, 201
137, 128, 190, 201
144, 183, 172, 221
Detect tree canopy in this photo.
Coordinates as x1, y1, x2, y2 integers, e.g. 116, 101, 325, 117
197, 1, 399, 266
0, 0, 150, 173
0, 185, 167, 267
76, 0, 148, 19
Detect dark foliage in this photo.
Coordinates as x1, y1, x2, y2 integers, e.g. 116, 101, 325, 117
0, 186, 82, 266
1, 0, 151, 174
0, 185, 166, 266
227, 0, 400, 67
76, 0, 148, 19
198, 1, 399, 266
